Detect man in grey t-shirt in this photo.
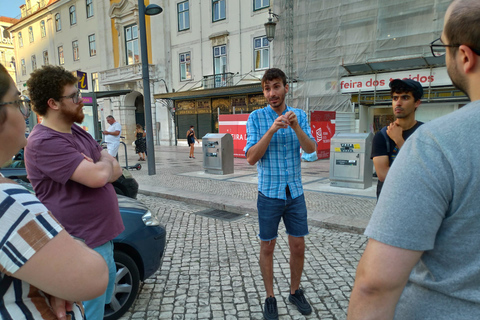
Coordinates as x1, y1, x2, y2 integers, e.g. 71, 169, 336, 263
348, 1, 480, 319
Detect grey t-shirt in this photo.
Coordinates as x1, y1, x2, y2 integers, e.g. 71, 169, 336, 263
365, 100, 480, 319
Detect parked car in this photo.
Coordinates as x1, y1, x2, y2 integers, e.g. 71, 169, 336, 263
1, 157, 165, 320
106, 195, 166, 320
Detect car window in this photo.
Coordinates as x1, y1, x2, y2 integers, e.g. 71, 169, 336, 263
1, 150, 25, 169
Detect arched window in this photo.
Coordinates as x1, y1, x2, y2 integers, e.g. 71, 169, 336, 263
18, 32, 23, 47
40, 20, 46, 37
55, 13, 62, 31
69, 6, 76, 25
28, 27, 34, 43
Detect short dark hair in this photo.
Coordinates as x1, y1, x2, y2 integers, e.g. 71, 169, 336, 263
190, 125, 194, 128
444, 0, 480, 54
107, 115, 114, 119
26, 65, 78, 116
261, 68, 287, 88
0, 63, 11, 126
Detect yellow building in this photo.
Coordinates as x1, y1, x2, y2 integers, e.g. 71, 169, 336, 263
0, 17, 19, 83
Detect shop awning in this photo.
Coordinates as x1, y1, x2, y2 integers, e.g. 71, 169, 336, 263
342, 55, 445, 75
153, 83, 263, 101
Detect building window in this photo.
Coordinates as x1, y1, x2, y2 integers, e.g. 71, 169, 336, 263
88, 34, 96, 56
86, 0, 93, 18
58, 46, 64, 65
43, 50, 49, 65
254, 36, 269, 70
212, 0, 226, 22
91, 72, 99, 91
28, 27, 34, 43
178, 1, 189, 31
31, 55, 37, 71
55, 13, 61, 31
40, 20, 46, 37
72, 40, 79, 61
213, 45, 227, 87
253, 0, 269, 11
125, 25, 139, 65
18, 32, 23, 47
180, 52, 191, 81
21, 59, 26, 75
70, 6, 76, 25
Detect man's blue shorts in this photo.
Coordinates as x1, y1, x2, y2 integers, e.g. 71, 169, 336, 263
257, 191, 309, 241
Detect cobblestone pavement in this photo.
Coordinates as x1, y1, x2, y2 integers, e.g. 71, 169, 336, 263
118, 145, 377, 232
118, 194, 367, 320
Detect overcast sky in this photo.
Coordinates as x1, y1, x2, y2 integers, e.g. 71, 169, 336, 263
0, 0, 25, 19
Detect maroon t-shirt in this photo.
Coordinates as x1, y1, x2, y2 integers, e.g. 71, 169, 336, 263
25, 124, 124, 248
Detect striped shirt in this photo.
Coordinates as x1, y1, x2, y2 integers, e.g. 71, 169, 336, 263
245, 105, 316, 200
0, 182, 84, 319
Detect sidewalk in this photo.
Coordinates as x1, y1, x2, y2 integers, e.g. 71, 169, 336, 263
118, 144, 377, 234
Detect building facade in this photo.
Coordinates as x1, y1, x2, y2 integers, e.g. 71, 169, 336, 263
152, 0, 272, 145
270, 0, 463, 133
0, 17, 19, 83
7, 0, 132, 140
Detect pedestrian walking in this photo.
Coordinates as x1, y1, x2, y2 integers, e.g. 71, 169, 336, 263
187, 125, 199, 158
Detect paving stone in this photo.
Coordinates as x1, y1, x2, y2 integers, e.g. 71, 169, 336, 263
116, 193, 367, 319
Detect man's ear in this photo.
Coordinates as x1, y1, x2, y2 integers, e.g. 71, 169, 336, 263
414, 99, 421, 111
46, 98, 60, 111
458, 45, 477, 74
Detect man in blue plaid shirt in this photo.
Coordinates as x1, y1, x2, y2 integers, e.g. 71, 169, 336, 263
245, 68, 317, 320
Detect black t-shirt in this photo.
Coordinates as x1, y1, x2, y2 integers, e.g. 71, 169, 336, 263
371, 121, 423, 198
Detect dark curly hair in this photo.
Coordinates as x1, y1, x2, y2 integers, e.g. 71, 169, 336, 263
261, 68, 287, 88
26, 65, 78, 116
0, 63, 11, 126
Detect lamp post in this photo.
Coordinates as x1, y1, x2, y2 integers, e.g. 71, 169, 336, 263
264, 9, 279, 42
138, 1, 163, 175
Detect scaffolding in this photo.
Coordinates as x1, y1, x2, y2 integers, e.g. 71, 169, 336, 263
272, 0, 451, 112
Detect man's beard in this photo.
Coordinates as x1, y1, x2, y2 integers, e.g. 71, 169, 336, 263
59, 102, 85, 124
448, 60, 470, 100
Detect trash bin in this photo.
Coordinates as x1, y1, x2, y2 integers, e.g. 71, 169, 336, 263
329, 133, 373, 189
202, 133, 234, 175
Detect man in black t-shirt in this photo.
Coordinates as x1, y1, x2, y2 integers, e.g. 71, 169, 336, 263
371, 79, 424, 199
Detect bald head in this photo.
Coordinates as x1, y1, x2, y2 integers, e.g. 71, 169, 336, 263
444, 0, 480, 50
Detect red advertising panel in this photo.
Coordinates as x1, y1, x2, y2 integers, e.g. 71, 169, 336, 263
310, 111, 336, 159
218, 114, 250, 158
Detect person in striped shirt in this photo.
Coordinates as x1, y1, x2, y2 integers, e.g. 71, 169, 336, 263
245, 68, 317, 320
0, 63, 108, 319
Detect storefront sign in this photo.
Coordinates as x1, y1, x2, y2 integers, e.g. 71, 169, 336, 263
340, 67, 451, 93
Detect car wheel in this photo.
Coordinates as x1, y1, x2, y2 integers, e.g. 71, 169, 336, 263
104, 251, 140, 320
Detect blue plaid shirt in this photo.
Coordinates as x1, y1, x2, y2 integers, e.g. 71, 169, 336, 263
245, 105, 316, 200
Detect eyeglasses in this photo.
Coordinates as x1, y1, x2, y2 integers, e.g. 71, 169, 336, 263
59, 90, 82, 104
430, 37, 480, 57
0, 95, 31, 118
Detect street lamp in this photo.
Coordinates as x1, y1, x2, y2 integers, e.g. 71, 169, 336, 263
138, 1, 162, 175
264, 9, 279, 42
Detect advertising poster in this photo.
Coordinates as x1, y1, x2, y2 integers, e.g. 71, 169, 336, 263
311, 111, 336, 159
218, 114, 249, 158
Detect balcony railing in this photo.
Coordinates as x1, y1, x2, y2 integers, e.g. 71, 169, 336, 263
203, 72, 234, 89
99, 63, 156, 86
